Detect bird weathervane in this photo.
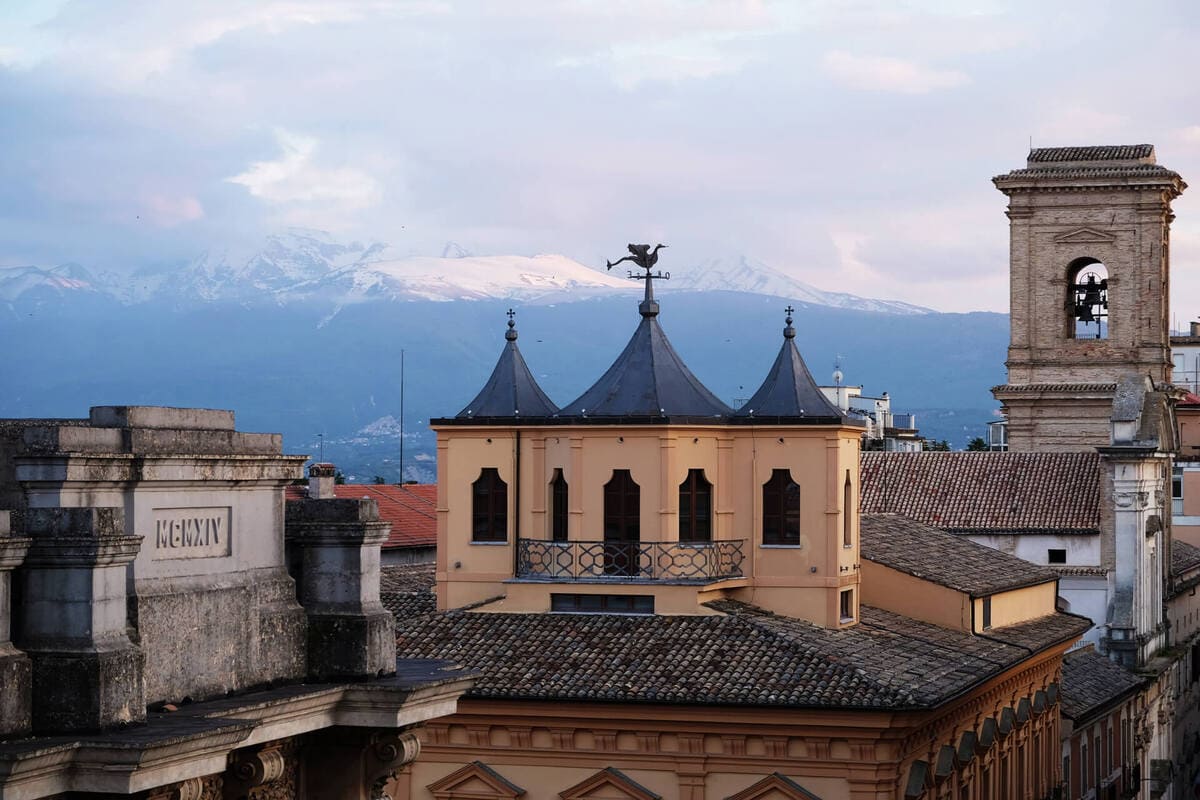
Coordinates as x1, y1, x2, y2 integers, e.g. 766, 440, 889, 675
606, 243, 669, 313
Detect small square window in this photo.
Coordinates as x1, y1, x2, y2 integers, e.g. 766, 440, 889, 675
1047, 548, 1067, 564
839, 589, 854, 623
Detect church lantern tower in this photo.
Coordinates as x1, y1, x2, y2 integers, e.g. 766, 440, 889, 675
431, 247, 864, 628
992, 144, 1186, 451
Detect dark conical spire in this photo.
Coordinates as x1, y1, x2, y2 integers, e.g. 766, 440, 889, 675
731, 306, 851, 424
456, 309, 558, 419
561, 295, 731, 420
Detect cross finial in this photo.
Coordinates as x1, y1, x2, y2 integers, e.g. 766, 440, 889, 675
784, 305, 795, 316
783, 304, 795, 340
505, 308, 518, 341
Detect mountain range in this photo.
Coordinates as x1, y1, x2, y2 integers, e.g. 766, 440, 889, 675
0, 230, 1005, 481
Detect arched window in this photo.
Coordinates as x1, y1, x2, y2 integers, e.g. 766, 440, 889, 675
678, 469, 712, 543
604, 470, 640, 543
762, 469, 800, 546
1067, 258, 1108, 340
842, 471, 853, 548
603, 470, 640, 576
471, 467, 507, 542
550, 468, 568, 543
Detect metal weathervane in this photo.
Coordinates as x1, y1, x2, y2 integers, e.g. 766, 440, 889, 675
606, 243, 669, 308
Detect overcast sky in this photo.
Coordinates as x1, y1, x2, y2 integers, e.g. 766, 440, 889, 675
2, 1, 1199, 314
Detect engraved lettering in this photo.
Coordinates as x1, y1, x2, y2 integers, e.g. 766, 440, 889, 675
151, 507, 232, 560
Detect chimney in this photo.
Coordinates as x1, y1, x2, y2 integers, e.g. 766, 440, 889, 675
1190, 321, 1200, 337
308, 463, 337, 499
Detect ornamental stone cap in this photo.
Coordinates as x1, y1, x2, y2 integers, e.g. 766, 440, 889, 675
90, 406, 235, 431
309, 462, 337, 477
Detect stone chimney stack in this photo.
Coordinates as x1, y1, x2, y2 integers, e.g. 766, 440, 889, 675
1191, 321, 1200, 337
309, 462, 337, 499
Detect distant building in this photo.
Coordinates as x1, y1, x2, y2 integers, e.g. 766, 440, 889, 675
818, 381, 922, 452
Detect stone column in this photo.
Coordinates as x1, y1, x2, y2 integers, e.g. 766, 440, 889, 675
0, 510, 32, 737
17, 506, 145, 733
285, 497, 395, 679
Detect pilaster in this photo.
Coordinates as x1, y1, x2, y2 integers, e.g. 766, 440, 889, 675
17, 506, 145, 733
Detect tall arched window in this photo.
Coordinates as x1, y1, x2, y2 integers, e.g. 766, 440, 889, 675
550, 468, 568, 543
678, 469, 712, 543
471, 467, 507, 542
604, 470, 640, 543
604, 470, 640, 576
843, 470, 853, 548
762, 469, 800, 546
1067, 258, 1108, 340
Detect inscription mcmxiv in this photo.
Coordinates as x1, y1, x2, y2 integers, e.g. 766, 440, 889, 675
152, 507, 231, 559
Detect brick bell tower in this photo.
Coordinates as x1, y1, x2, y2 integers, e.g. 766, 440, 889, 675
992, 145, 1186, 451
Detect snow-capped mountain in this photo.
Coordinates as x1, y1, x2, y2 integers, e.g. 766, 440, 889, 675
0, 263, 102, 302
674, 255, 929, 315
0, 230, 930, 315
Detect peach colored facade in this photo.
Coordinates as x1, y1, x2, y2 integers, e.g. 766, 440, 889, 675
392, 644, 1068, 800
433, 422, 863, 628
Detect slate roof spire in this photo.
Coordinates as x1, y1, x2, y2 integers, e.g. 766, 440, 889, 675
456, 309, 558, 419
731, 306, 849, 424
561, 255, 730, 420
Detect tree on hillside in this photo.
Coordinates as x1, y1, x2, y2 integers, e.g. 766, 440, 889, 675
923, 439, 951, 451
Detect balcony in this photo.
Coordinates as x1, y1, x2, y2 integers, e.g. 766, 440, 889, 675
517, 539, 746, 583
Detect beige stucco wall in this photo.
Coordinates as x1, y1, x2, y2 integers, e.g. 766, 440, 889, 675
860, 561, 971, 630
435, 422, 862, 628
975, 582, 1058, 632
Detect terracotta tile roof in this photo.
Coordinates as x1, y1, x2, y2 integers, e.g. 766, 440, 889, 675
381, 564, 435, 594
1060, 648, 1145, 722
860, 452, 1101, 534
995, 164, 1182, 182
389, 598, 1089, 710
285, 483, 436, 549
1171, 540, 1200, 578
1027, 145, 1153, 162
861, 514, 1057, 597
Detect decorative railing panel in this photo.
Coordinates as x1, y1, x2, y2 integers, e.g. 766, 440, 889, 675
517, 539, 745, 581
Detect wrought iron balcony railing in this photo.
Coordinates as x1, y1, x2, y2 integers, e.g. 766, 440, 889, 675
517, 538, 746, 582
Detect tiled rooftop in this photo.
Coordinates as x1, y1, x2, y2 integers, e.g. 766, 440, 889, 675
381, 563, 435, 594
1060, 648, 1145, 721
285, 483, 436, 549
860, 452, 1101, 533
1027, 145, 1153, 163
1172, 540, 1200, 578
861, 514, 1057, 597
390, 596, 1090, 710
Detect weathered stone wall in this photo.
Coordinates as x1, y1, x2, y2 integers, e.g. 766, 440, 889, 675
1, 407, 308, 706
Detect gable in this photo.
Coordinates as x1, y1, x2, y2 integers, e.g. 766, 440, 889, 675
428, 761, 525, 800
1053, 227, 1116, 244
726, 773, 822, 800
560, 768, 661, 800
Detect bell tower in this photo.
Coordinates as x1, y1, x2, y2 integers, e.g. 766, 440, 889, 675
993, 145, 1186, 451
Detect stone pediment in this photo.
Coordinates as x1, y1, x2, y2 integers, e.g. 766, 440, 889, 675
726, 773, 823, 800
1053, 227, 1116, 244
560, 768, 661, 800
428, 761, 526, 800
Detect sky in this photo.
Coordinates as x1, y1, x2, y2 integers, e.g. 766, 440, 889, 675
2, 0, 1200, 314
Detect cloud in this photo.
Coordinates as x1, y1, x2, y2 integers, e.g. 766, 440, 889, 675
226, 130, 380, 211
822, 50, 970, 94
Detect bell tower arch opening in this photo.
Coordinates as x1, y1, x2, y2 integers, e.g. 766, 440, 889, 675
1067, 258, 1108, 340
